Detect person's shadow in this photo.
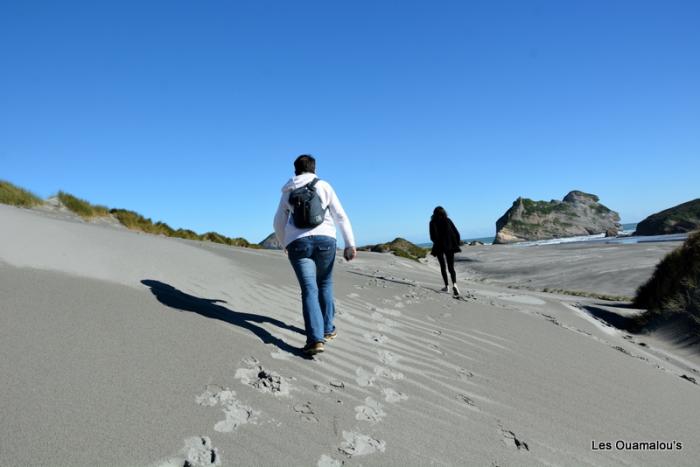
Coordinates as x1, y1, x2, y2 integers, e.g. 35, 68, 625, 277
141, 279, 306, 357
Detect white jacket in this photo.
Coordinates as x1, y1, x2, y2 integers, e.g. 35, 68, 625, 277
273, 173, 356, 249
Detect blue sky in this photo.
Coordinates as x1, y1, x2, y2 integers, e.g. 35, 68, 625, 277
1, 1, 698, 244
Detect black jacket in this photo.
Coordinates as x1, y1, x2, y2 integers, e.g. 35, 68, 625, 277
429, 218, 461, 256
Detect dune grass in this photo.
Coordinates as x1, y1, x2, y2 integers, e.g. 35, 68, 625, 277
633, 230, 700, 334
110, 209, 177, 236
360, 237, 428, 261
110, 209, 260, 247
2, 179, 266, 251
0, 180, 43, 207
58, 191, 110, 219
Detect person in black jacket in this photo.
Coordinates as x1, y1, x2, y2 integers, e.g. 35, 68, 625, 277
429, 206, 462, 296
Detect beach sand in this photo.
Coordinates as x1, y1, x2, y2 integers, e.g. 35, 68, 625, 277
454, 241, 681, 298
1, 203, 699, 466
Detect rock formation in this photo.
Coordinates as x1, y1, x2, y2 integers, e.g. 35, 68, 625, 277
494, 191, 620, 244
259, 233, 283, 250
633, 199, 700, 236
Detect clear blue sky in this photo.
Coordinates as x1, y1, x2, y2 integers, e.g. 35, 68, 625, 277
1, 1, 698, 244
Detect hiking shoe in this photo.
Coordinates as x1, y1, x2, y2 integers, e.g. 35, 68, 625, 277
452, 285, 460, 297
324, 330, 338, 342
440, 286, 449, 292
302, 341, 325, 356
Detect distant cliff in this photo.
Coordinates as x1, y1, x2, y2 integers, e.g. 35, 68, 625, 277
259, 233, 283, 250
634, 199, 700, 236
494, 191, 621, 244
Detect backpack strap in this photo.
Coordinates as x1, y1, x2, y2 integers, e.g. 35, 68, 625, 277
307, 178, 320, 190
307, 178, 329, 212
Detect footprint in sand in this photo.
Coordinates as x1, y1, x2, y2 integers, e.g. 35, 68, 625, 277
611, 345, 649, 362
330, 379, 345, 389
374, 365, 404, 381
680, 374, 698, 385
314, 379, 346, 394
314, 384, 332, 394
355, 397, 386, 423
338, 431, 386, 457
195, 385, 258, 433
317, 454, 344, 466
458, 368, 474, 380
500, 427, 530, 451
381, 387, 408, 403
355, 367, 376, 387
456, 393, 476, 408
293, 402, 319, 423
235, 360, 293, 396
158, 436, 221, 467
378, 350, 400, 366
364, 333, 389, 344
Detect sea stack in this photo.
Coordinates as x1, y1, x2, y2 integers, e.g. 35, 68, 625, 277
494, 191, 621, 244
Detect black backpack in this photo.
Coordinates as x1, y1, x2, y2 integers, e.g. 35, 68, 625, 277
289, 178, 327, 228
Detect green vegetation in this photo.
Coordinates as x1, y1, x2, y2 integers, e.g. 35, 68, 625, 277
200, 232, 256, 248
0, 180, 43, 207
2, 179, 265, 251
172, 229, 200, 240
362, 237, 428, 261
521, 198, 573, 217
111, 211, 258, 247
110, 209, 174, 235
633, 231, 700, 335
508, 219, 541, 235
58, 191, 110, 218
634, 199, 700, 235
594, 204, 612, 214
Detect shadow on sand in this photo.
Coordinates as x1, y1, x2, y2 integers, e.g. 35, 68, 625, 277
141, 279, 306, 357
583, 303, 700, 351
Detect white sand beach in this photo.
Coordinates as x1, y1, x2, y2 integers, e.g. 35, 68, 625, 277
1, 203, 699, 466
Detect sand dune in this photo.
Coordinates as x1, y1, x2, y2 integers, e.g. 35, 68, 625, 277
1, 204, 699, 466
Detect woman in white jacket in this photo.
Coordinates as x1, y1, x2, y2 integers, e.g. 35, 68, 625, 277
273, 155, 356, 355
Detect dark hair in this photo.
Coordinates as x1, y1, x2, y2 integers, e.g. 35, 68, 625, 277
294, 154, 316, 175
432, 206, 448, 221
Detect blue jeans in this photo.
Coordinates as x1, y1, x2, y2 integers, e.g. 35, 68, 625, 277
287, 236, 336, 344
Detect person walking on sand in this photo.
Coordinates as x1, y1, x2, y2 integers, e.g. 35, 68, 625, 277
429, 206, 462, 297
274, 155, 357, 356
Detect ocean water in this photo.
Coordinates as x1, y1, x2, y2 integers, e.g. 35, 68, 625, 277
420, 223, 688, 248
513, 223, 689, 247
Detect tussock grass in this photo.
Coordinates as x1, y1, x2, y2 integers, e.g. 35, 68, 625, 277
111, 210, 257, 248
633, 231, 700, 334
110, 209, 175, 235
0, 180, 43, 207
360, 237, 428, 261
58, 191, 110, 218
2, 178, 257, 250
